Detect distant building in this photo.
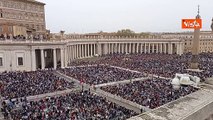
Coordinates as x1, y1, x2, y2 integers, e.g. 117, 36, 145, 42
161, 31, 213, 53
0, 0, 46, 37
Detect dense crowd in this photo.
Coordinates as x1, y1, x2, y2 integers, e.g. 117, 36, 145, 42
101, 78, 198, 109
0, 34, 46, 41
0, 70, 75, 100
69, 53, 213, 79
1, 90, 137, 120
0, 52, 211, 119
58, 65, 145, 85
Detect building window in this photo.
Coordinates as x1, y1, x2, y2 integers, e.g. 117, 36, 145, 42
0, 26, 2, 32
18, 57, 23, 66
0, 9, 2, 18
0, 57, 2, 66
8, 26, 12, 32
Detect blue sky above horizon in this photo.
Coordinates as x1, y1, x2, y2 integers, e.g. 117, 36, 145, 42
37, 0, 213, 33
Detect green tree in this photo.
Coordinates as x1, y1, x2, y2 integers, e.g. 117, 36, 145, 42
116, 29, 136, 37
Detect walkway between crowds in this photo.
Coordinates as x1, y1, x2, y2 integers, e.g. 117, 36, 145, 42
3, 88, 80, 103
110, 65, 171, 80
95, 77, 149, 88
95, 88, 151, 113
55, 71, 151, 113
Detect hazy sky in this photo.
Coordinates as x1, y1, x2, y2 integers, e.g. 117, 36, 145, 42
37, 0, 213, 33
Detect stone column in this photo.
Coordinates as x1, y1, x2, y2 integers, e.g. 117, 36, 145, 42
156, 44, 159, 53
148, 43, 150, 53
112, 43, 114, 53
71, 46, 73, 59
127, 43, 130, 53
136, 43, 139, 53
80, 44, 84, 58
60, 48, 64, 68
144, 43, 147, 53
97, 43, 102, 56
178, 42, 184, 55
118, 43, 120, 53
84, 44, 86, 57
84, 44, 87, 57
129, 43, 131, 53
171, 43, 173, 54
108, 44, 111, 53
73, 45, 76, 59
168, 43, 173, 54
80, 44, 82, 58
90, 44, 93, 56
164, 43, 167, 53
115, 43, 118, 53
160, 43, 163, 53
67, 46, 70, 62
180, 43, 184, 55
70, 46, 72, 60
72, 46, 74, 60
64, 47, 68, 67
133, 43, 135, 53
82, 44, 84, 58
76, 45, 78, 58
75, 44, 79, 58
125, 43, 128, 53
121, 43, 124, 53
103, 43, 107, 55
53, 48, 57, 69
111, 43, 114, 53
152, 43, 155, 53
93, 44, 96, 55
107, 44, 110, 54
82, 44, 86, 58
87, 44, 92, 57
31, 49, 36, 71
87, 44, 90, 56
81, 44, 84, 57
70, 45, 74, 62
41, 49, 45, 69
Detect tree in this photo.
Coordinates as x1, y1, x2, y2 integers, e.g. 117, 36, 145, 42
116, 29, 136, 37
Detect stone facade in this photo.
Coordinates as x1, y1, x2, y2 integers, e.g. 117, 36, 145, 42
161, 31, 213, 53
0, 0, 46, 36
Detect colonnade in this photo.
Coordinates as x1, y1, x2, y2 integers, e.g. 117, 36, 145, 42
31, 40, 184, 70
66, 42, 184, 64
31, 48, 66, 71
66, 44, 97, 60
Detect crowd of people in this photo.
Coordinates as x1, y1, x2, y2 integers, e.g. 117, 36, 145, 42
58, 65, 145, 85
0, 34, 26, 40
69, 53, 213, 79
1, 90, 137, 120
101, 78, 198, 109
0, 34, 46, 41
0, 52, 212, 119
0, 70, 75, 100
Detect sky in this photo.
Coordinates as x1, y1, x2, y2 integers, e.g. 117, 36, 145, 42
37, 0, 213, 33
